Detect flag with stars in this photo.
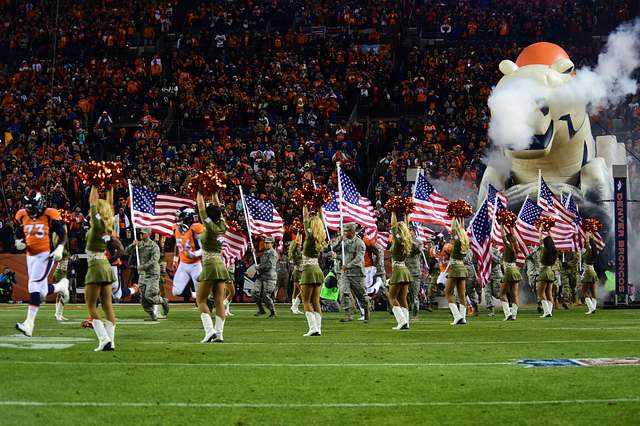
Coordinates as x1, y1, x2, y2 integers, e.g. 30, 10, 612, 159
322, 190, 341, 231
410, 174, 450, 230
514, 197, 543, 256
130, 186, 194, 236
490, 197, 507, 251
337, 169, 377, 232
487, 184, 508, 218
563, 193, 605, 251
468, 198, 492, 288
537, 176, 577, 250
243, 194, 284, 238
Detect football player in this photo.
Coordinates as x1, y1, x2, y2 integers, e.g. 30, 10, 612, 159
172, 207, 203, 300
14, 191, 69, 337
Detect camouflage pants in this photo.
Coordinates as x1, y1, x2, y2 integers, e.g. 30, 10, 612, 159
466, 276, 481, 305
408, 275, 421, 312
427, 274, 438, 304
485, 275, 502, 309
339, 274, 368, 316
139, 273, 161, 318
560, 269, 580, 304
252, 278, 276, 313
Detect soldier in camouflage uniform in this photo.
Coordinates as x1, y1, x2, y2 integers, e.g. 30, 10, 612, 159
560, 250, 580, 309
253, 236, 278, 318
125, 227, 161, 321
424, 239, 439, 312
406, 229, 424, 318
486, 246, 503, 317
332, 223, 369, 322
525, 245, 542, 313
464, 250, 479, 316
153, 235, 170, 319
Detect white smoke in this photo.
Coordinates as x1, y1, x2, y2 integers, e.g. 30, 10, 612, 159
431, 178, 478, 207
482, 146, 513, 181
557, 19, 640, 113
487, 19, 640, 150
487, 78, 547, 151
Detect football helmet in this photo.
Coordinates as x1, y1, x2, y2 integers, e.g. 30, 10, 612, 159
23, 190, 45, 218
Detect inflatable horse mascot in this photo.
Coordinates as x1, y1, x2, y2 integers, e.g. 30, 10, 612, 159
480, 42, 626, 260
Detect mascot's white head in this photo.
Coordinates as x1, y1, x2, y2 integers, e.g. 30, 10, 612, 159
495, 42, 588, 160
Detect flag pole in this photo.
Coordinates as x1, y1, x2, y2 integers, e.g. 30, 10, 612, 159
312, 179, 331, 243
238, 186, 259, 267
127, 179, 140, 265
411, 168, 429, 267
336, 162, 346, 264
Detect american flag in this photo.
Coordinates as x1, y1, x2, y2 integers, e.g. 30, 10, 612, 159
322, 190, 341, 231
515, 197, 543, 256
221, 228, 248, 268
376, 231, 390, 250
487, 184, 508, 217
467, 198, 492, 288
563, 193, 605, 251
410, 174, 450, 229
414, 222, 435, 245
490, 197, 507, 251
131, 186, 194, 236
537, 176, 577, 250
337, 169, 377, 232
243, 194, 284, 238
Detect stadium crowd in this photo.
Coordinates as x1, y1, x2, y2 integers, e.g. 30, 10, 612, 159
0, 0, 638, 255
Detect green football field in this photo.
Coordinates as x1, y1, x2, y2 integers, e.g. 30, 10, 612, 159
0, 303, 639, 425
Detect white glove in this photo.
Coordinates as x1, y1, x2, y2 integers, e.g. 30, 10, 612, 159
52, 244, 64, 261
192, 249, 203, 258
15, 239, 26, 251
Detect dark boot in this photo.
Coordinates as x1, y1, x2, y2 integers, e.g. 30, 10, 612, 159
255, 302, 266, 316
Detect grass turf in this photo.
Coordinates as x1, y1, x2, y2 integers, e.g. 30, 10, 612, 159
0, 303, 639, 425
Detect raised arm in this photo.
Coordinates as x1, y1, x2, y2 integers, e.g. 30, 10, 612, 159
106, 188, 114, 209
89, 186, 99, 206
391, 211, 397, 227
303, 205, 309, 222
197, 192, 206, 222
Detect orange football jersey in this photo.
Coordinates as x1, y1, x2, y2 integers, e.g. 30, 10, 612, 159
15, 208, 62, 256
173, 223, 204, 264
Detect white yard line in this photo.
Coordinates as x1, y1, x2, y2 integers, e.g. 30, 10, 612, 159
0, 360, 514, 368
0, 398, 638, 408
134, 339, 640, 346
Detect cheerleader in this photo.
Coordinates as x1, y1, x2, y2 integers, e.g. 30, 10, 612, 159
300, 206, 326, 336
445, 217, 470, 325
500, 225, 522, 321
537, 224, 558, 318
85, 186, 124, 351
288, 233, 304, 314
388, 212, 413, 330
195, 192, 229, 343
582, 228, 600, 315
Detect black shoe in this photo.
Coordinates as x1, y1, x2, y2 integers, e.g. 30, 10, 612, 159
425, 306, 433, 312
562, 303, 569, 310
268, 312, 276, 319
254, 311, 266, 316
